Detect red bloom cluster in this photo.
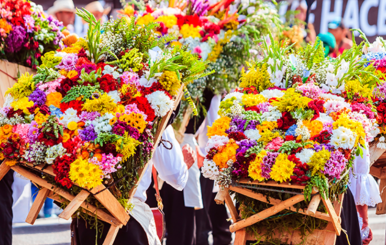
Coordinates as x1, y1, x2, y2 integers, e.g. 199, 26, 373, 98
3, 0, 32, 26
98, 74, 119, 93
308, 99, 324, 120
60, 100, 84, 115
200, 23, 221, 42
311, 130, 331, 144
139, 82, 172, 99
52, 155, 75, 189
176, 14, 203, 28
377, 102, 386, 124
228, 131, 247, 141
289, 155, 310, 185
1, 136, 25, 159
277, 111, 296, 130
130, 97, 156, 122
38, 131, 63, 147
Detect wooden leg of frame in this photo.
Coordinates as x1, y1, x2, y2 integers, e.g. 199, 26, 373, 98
225, 192, 239, 223
322, 198, 342, 236
376, 177, 386, 214
103, 224, 120, 245
0, 161, 11, 181
307, 194, 321, 215
59, 190, 90, 220
229, 194, 305, 233
214, 187, 229, 204
234, 229, 247, 245
25, 188, 50, 225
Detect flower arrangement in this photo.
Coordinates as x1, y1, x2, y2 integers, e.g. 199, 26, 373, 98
0, 0, 64, 68
0, 10, 208, 215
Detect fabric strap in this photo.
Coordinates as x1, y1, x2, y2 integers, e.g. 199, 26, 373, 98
152, 166, 164, 211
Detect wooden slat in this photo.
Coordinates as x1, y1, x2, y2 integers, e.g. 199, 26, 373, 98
59, 190, 90, 220
229, 194, 305, 233
324, 194, 344, 245
236, 179, 306, 190
0, 161, 11, 181
307, 194, 321, 215
90, 184, 130, 225
26, 188, 50, 225
369, 142, 386, 166
214, 187, 229, 204
321, 198, 341, 235
103, 225, 120, 245
234, 229, 247, 245
229, 186, 333, 222
12, 165, 122, 226
376, 178, 386, 215
224, 193, 239, 223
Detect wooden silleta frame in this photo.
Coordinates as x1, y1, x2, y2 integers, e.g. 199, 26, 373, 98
214, 180, 344, 245
0, 85, 185, 245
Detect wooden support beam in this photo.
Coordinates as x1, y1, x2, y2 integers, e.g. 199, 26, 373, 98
91, 184, 130, 225
103, 225, 120, 245
307, 194, 321, 215
0, 161, 11, 181
236, 179, 306, 190
225, 193, 239, 222
229, 194, 305, 233
234, 229, 247, 245
214, 187, 229, 204
376, 178, 386, 215
59, 190, 90, 220
26, 188, 50, 225
321, 198, 341, 235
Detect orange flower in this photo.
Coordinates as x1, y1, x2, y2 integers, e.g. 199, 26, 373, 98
80, 150, 90, 159
93, 153, 102, 161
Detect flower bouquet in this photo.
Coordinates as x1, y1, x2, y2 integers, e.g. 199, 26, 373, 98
0, 9, 209, 243
202, 37, 380, 244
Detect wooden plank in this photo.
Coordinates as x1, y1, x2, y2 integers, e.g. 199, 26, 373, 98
12, 165, 122, 226
324, 194, 344, 245
376, 178, 386, 215
90, 184, 130, 225
23, 162, 55, 177
59, 190, 90, 220
214, 187, 229, 204
229, 186, 333, 222
224, 193, 239, 222
369, 142, 386, 166
321, 198, 341, 235
234, 229, 247, 245
229, 194, 305, 233
236, 179, 306, 190
103, 225, 120, 245
307, 194, 321, 215
26, 188, 50, 225
0, 161, 11, 181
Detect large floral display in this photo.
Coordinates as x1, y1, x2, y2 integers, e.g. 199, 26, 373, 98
0, 0, 64, 68
201, 37, 381, 238
0, 10, 208, 215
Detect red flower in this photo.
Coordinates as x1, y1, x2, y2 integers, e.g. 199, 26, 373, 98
62, 136, 82, 155
310, 130, 331, 144
176, 14, 203, 28
60, 100, 84, 115
308, 99, 325, 120
277, 111, 296, 130
98, 74, 119, 93
53, 155, 75, 189
139, 82, 172, 98
228, 131, 247, 141
245, 106, 260, 113
76, 57, 93, 67
130, 97, 156, 121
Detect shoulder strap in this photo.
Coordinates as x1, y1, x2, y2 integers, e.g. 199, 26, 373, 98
152, 165, 164, 211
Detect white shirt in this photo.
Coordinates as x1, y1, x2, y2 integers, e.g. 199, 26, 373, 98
134, 125, 189, 202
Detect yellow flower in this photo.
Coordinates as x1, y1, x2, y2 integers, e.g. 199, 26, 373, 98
171, 41, 182, 47
60, 69, 68, 76
67, 121, 78, 131
69, 159, 103, 189
272, 88, 312, 112
333, 113, 366, 147
109, 117, 117, 125
270, 153, 295, 183
2, 125, 13, 135
67, 70, 78, 79
115, 105, 125, 114
61, 46, 82, 53
256, 121, 278, 133
159, 71, 181, 96
119, 114, 130, 123
308, 148, 331, 176
127, 113, 146, 133
207, 117, 231, 138
258, 130, 281, 145
0, 19, 12, 34
242, 94, 266, 107
136, 14, 155, 25
72, 38, 89, 50
114, 132, 141, 161
63, 133, 71, 142
11, 97, 34, 114
207, 30, 232, 62
156, 15, 177, 28
83, 93, 117, 115
5, 159, 17, 166
46, 92, 63, 108
345, 80, 373, 99
213, 140, 238, 169
180, 24, 201, 38
0, 152, 4, 160
35, 112, 49, 125
6, 73, 35, 99
248, 150, 267, 181
239, 64, 273, 92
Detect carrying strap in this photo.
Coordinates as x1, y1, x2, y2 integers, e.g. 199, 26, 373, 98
152, 165, 164, 211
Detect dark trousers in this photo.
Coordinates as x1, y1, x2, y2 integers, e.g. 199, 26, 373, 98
196, 175, 232, 245
0, 170, 13, 245
161, 183, 196, 245
72, 216, 148, 245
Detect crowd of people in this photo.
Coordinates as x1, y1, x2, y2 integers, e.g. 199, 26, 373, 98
0, 1, 384, 245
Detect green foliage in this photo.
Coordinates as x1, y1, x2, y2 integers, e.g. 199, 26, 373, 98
297, 38, 325, 70
61, 85, 102, 103
79, 68, 102, 84
278, 141, 302, 154
41, 115, 63, 138
93, 132, 121, 147
33, 67, 61, 84
304, 175, 329, 201
112, 48, 144, 72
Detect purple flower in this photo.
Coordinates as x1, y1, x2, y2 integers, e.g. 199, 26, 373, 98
257, 102, 271, 113
56, 53, 78, 70
28, 122, 40, 143
322, 150, 347, 180
237, 139, 257, 153
5, 25, 27, 53
29, 88, 46, 106
112, 121, 140, 139
79, 111, 101, 121
313, 144, 334, 152
226, 117, 246, 134
245, 120, 258, 130
261, 152, 279, 178
79, 125, 98, 141
23, 15, 35, 33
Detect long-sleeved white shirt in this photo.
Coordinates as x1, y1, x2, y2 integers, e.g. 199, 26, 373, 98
134, 125, 189, 202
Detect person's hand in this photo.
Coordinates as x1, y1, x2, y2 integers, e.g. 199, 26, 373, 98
363, 228, 373, 245
196, 145, 205, 168
182, 145, 196, 169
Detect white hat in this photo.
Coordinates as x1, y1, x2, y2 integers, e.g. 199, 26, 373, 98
84, 1, 111, 15
47, 0, 75, 16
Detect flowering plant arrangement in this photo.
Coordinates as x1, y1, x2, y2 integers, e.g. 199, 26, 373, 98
0, 10, 208, 214
0, 0, 64, 68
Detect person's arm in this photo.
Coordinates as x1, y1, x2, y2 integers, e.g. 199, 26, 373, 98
152, 125, 189, 190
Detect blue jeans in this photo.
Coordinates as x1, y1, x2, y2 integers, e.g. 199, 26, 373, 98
31, 184, 53, 217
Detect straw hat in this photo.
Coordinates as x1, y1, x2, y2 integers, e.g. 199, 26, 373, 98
47, 0, 75, 16
84, 1, 111, 16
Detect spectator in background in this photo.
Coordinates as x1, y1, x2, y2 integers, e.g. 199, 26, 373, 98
47, 0, 76, 32
294, 3, 316, 43
317, 32, 336, 57
328, 17, 353, 58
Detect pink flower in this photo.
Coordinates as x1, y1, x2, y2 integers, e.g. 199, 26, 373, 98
265, 137, 284, 151
193, 46, 202, 55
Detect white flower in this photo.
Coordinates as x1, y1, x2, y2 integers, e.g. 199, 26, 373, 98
330, 127, 357, 149
103, 65, 120, 79
92, 113, 113, 134
3, 94, 15, 108
223, 92, 243, 102
199, 42, 212, 61
326, 73, 338, 87
324, 100, 351, 114
45, 143, 66, 164
244, 129, 261, 141
339, 59, 350, 74
202, 159, 220, 180
260, 89, 284, 100
295, 149, 315, 164
146, 91, 174, 117
138, 75, 157, 88
316, 113, 334, 123
60, 108, 80, 126
326, 63, 335, 73
205, 136, 229, 154
107, 90, 121, 103
319, 93, 345, 102
295, 121, 311, 140
149, 46, 164, 64
367, 37, 386, 54
261, 106, 281, 122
